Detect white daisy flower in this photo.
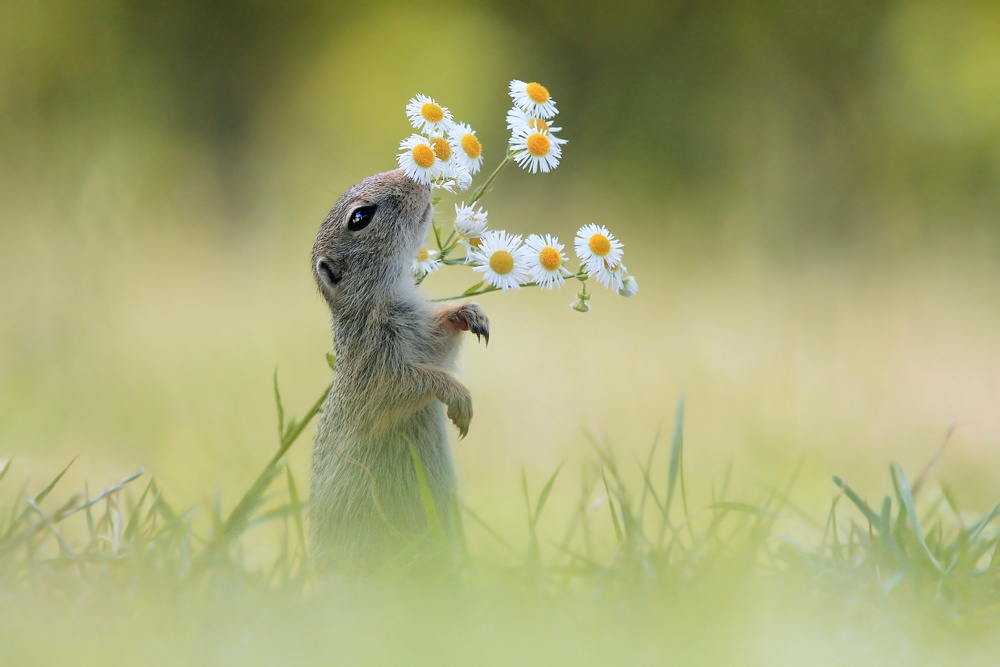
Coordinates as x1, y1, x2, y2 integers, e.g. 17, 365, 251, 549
405, 94, 454, 135
510, 127, 563, 174
430, 168, 472, 193
469, 230, 531, 292
591, 258, 627, 292
448, 121, 484, 175
509, 80, 558, 119
618, 275, 638, 298
523, 233, 571, 289
462, 235, 485, 260
397, 134, 442, 184
574, 223, 624, 274
454, 203, 488, 238
412, 247, 440, 278
429, 132, 458, 177
506, 107, 562, 135
431, 177, 457, 193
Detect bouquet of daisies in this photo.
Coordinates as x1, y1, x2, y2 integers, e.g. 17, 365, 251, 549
396, 80, 637, 312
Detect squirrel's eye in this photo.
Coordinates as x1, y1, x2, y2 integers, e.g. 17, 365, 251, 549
347, 205, 377, 232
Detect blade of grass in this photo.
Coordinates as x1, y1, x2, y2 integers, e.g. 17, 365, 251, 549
53, 467, 145, 522
637, 426, 661, 522
273, 370, 285, 439
285, 465, 307, 561
832, 476, 880, 526
912, 418, 954, 496
523, 468, 540, 566
123, 478, 154, 541
664, 393, 685, 519
223, 380, 331, 540
601, 468, 624, 545
895, 463, 944, 574
410, 444, 445, 541
32, 456, 77, 507
707, 501, 778, 517
533, 464, 563, 526
460, 501, 520, 559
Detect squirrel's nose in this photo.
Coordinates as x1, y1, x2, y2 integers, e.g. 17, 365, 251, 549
388, 168, 431, 203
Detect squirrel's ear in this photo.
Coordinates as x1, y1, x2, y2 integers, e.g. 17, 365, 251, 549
315, 257, 343, 292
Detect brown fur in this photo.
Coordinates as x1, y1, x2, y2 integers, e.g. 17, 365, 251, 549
309, 169, 488, 575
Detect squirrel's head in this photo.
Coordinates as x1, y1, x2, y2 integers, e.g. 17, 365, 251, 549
312, 169, 432, 310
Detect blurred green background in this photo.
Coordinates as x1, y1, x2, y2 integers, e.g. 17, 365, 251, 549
2, 0, 999, 519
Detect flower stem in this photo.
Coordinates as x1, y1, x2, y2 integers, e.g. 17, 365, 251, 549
468, 152, 513, 207
432, 286, 500, 302
432, 269, 588, 302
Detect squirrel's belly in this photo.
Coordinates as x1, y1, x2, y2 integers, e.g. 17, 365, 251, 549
309, 396, 458, 573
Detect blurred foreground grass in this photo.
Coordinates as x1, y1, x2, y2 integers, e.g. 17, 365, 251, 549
0, 393, 997, 666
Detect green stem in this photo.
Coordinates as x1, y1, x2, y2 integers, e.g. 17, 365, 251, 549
431, 270, 588, 302
468, 153, 513, 207
420, 151, 512, 282
440, 229, 457, 252
433, 287, 500, 302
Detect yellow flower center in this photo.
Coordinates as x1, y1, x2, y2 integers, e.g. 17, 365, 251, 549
526, 82, 550, 104
416, 248, 430, 262
526, 132, 551, 157
461, 133, 482, 159
468, 237, 482, 248
421, 102, 444, 123
538, 246, 562, 271
528, 118, 549, 132
431, 137, 451, 161
489, 249, 514, 275
589, 233, 611, 256
411, 144, 436, 169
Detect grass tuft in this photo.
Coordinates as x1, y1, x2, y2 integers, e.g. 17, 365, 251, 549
0, 379, 998, 665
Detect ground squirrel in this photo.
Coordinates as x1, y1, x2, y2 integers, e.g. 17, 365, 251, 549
309, 169, 488, 574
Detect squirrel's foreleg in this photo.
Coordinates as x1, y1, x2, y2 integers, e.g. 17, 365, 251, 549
435, 302, 490, 346
382, 364, 473, 438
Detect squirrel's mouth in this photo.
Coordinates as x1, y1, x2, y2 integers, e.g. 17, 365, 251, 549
420, 200, 434, 227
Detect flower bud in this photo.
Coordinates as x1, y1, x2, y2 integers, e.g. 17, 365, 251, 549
618, 275, 638, 298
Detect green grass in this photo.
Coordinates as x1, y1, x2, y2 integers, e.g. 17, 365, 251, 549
1, 381, 998, 666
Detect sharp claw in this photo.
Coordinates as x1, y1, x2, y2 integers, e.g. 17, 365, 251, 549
484, 331, 489, 347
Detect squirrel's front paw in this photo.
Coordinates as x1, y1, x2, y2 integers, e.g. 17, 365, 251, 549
445, 385, 473, 439
449, 302, 490, 346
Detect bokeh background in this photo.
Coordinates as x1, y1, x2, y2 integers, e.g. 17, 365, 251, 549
2, 0, 999, 525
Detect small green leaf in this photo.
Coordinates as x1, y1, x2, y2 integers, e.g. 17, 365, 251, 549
462, 281, 485, 295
